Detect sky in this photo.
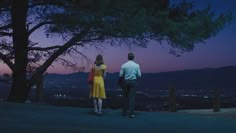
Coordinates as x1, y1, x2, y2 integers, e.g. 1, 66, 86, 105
0, 0, 236, 74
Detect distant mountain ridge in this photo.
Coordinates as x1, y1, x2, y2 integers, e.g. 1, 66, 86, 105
0, 66, 235, 101
138, 66, 236, 89
44, 66, 236, 90
1, 66, 235, 91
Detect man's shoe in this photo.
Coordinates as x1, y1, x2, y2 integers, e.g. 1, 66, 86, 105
129, 114, 136, 118
88, 111, 98, 115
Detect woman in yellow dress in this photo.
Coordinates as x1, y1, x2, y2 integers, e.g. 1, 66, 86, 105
89, 54, 106, 116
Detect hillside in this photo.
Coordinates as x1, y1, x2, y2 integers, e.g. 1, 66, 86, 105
45, 66, 236, 90
139, 66, 236, 89
0, 66, 236, 98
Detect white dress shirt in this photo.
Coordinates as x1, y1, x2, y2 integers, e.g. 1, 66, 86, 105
119, 60, 141, 80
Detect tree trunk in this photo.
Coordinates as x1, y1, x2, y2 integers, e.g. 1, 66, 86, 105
7, 0, 29, 102
8, 74, 30, 102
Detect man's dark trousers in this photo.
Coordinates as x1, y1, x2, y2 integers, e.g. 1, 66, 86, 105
123, 80, 137, 115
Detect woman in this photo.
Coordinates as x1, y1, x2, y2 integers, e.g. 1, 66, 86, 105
89, 54, 107, 116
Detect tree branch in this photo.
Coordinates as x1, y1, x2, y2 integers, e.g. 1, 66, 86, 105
28, 27, 90, 86
28, 36, 83, 86
0, 24, 12, 30
0, 31, 13, 37
0, 52, 15, 71
57, 57, 77, 68
29, 1, 65, 9
39, 38, 82, 72
29, 45, 62, 51
0, 24, 13, 37
28, 21, 54, 35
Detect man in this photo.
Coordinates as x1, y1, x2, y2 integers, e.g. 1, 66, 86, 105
119, 53, 141, 118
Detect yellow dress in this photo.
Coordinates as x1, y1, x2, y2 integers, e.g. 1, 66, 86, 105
89, 64, 107, 99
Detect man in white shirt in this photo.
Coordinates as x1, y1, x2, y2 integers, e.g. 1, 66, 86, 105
119, 53, 141, 118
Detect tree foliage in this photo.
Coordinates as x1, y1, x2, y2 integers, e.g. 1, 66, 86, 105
0, 0, 232, 102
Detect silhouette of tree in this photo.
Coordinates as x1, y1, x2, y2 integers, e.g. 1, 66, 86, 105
0, 0, 232, 102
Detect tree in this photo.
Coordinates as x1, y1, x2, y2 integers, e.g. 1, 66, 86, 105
0, 0, 232, 102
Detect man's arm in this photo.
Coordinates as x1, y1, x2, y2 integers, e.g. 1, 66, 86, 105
118, 65, 125, 87
119, 65, 124, 78
136, 65, 141, 79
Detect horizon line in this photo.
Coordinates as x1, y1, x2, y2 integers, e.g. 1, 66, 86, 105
44, 65, 236, 75
0, 65, 235, 76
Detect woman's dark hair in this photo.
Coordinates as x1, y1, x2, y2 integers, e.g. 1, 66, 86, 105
95, 54, 104, 66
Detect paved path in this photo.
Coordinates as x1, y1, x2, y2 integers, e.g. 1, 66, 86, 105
1, 102, 236, 133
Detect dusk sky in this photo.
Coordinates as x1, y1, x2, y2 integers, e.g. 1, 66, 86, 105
0, 0, 236, 74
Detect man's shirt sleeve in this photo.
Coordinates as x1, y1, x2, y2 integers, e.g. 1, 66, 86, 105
119, 65, 124, 77
137, 65, 141, 78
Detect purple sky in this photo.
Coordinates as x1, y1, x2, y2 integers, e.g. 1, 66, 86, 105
0, 0, 236, 74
